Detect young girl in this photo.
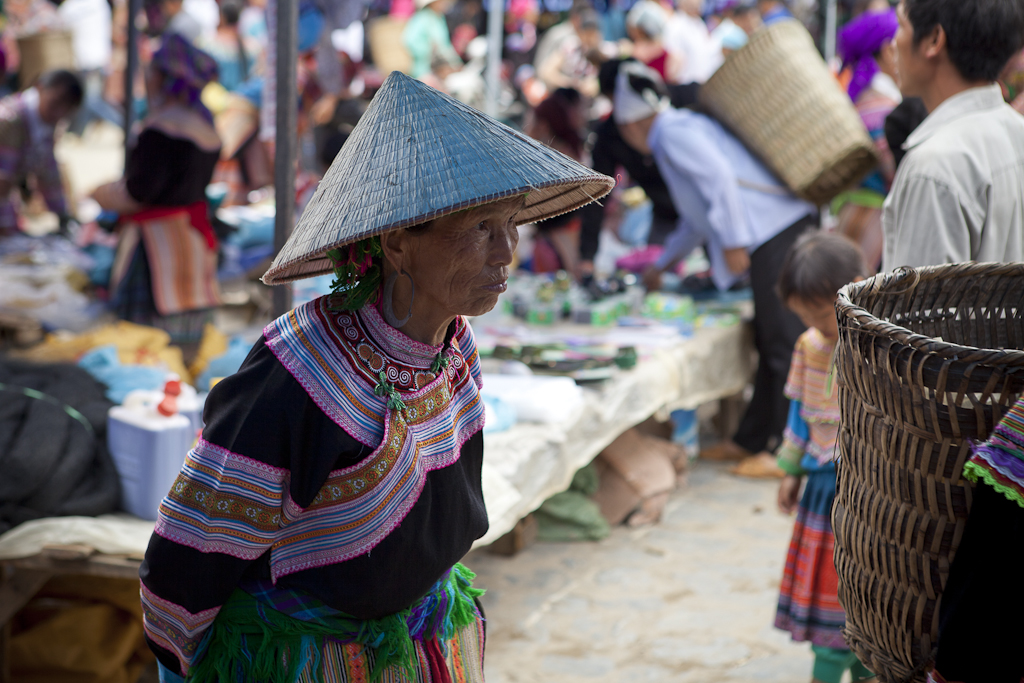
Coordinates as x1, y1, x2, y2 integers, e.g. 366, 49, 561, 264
772, 232, 876, 683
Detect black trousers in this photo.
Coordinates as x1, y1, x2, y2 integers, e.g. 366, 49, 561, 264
934, 484, 1024, 682
732, 215, 816, 454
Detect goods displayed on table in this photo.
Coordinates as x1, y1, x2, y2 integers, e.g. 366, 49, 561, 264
216, 202, 277, 280
3, 318, 212, 522
479, 373, 585, 425
0, 234, 105, 333
505, 270, 639, 326
473, 279, 752, 542
477, 271, 749, 386
15, 320, 194, 384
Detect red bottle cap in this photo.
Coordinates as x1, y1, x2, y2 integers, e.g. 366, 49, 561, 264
157, 395, 178, 417
164, 379, 182, 397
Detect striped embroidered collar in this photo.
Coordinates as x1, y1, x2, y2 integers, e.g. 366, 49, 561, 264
263, 296, 483, 448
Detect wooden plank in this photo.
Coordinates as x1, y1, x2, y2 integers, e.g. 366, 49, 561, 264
0, 567, 53, 625
1, 620, 10, 683
3, 554, 141, 581
40, 544, 96, 561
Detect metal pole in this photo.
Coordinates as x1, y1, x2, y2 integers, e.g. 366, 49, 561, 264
124, 0, 140, 168
485, 0, 503, 118
824, 0, 838, 63
272, 0, 298, 318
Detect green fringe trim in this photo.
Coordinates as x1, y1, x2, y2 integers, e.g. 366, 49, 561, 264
186, 564, 484, 683
963, 460, 1024, 509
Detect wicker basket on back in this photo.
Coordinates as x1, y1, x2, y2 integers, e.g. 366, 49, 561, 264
698, 20, 877, 206
833, 262, 1024, 682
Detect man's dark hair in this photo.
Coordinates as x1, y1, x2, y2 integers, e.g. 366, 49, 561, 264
904, 0, 1024, 82
38, 70, 84, 108
777, 231, 866, 304
598, 58, 635, 98
220, 0, 244, 25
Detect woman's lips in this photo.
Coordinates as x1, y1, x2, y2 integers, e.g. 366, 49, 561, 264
481, 279, 508, 293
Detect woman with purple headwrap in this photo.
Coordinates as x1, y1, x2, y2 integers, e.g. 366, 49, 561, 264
831, 8, 900, 272
92, 34, 223, 355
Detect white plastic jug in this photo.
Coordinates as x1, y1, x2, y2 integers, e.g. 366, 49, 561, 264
108, 380, 194, 520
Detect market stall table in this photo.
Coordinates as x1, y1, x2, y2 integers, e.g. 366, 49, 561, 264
476, 319, 752, 546
0, 314, 752, 676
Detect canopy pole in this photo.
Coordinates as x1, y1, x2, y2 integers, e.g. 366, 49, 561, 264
824, 0, 838, 63
485, 0, 503, 118
272, 0, 298, 318
123, 0, 140, 168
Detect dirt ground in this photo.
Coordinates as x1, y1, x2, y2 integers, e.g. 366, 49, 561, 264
467, 461, 824, 683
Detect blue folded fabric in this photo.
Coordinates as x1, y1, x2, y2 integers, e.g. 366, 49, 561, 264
482, 394, 517, 434
197, 337, 255, 391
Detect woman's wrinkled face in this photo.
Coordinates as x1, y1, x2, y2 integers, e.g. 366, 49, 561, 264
395, 196, 522, 319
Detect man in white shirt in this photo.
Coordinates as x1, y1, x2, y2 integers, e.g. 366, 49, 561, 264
882, 0, 1024, 269
58, 0, 113, 135
616, 62, 817, 476
58, 0, 112, 72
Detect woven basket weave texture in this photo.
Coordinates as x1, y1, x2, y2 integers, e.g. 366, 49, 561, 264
698, 19, 877, 206
263, 71, 614, 284
834, 262, 1024, 683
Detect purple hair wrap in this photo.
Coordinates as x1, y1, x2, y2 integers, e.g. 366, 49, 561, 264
152, 34, 219, 120
837, 9, 898, 103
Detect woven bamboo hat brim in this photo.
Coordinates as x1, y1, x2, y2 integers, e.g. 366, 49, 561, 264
263, 72, 616, 284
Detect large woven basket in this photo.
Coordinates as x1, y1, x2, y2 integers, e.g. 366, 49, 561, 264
698, 20, 877, 206
17, 31, 75, 90
833, 262, 1024, 682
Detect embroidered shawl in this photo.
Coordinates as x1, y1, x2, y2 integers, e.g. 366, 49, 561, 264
964, 396, 1024, 509
154, 296, 485, 582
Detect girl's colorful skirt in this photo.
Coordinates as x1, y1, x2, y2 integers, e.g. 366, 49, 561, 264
774, 463, 848, 649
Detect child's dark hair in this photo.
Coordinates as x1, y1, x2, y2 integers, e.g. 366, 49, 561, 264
777, 231, 866, 304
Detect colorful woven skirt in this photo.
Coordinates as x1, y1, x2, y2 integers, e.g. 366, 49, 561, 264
186, 564, 485, 683
293, 620, 486, 683
774, 464, 848, 649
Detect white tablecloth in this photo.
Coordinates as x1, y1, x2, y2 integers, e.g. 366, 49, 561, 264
475, 321, 752, 546
0, 322, 752, 560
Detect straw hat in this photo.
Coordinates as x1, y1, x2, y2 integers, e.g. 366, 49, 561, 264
263, 71, 615, 284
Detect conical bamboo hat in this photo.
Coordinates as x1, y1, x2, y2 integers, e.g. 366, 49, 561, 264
263, 71, 615, 284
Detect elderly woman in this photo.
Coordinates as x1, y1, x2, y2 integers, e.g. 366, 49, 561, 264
93, 35, 222, 351
140, 71, 612, 682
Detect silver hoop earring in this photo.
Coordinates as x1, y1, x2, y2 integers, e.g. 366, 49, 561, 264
382, 270, 414, 328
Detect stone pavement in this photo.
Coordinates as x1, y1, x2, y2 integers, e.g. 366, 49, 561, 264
467, 461, 820, 683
